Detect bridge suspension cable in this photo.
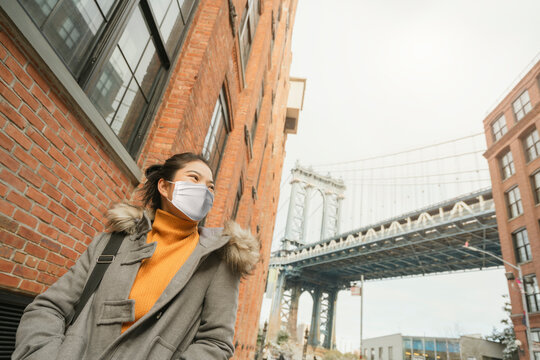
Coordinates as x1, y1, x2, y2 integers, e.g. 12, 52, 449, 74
311, 132, 484, 168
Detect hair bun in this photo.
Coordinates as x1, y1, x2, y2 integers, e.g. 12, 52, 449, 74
145, 164, 163, 177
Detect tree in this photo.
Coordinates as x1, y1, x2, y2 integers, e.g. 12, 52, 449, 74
485, 295, 519, 360
277, 330, 290, 345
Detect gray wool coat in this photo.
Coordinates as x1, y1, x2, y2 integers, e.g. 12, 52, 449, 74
13, 204, 260, 360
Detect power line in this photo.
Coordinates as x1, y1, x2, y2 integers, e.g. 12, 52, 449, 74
311, 132, 484, 168
346, 180, 491, 186
327, 151, 484, 172
340, 169, 489, 181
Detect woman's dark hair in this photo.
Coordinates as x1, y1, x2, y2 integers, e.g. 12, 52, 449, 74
142, 152, 212, 211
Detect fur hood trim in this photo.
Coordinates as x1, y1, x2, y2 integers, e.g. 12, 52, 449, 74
106, 203, 260, 277
219, 221, 261, 277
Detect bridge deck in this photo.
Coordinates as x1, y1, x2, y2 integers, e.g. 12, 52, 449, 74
271, 189, 501, 287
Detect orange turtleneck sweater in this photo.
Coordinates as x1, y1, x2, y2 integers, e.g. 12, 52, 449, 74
121, 209, 199, 333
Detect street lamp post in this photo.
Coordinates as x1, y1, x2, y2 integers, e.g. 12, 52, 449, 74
463, 243, 534, 359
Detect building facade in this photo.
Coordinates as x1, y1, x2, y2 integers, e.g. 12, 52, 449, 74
0, 0, 304, 358
483, 59, 540, 360
361, 333, 503, 360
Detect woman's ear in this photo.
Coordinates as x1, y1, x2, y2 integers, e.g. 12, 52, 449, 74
157, 178, 170, 199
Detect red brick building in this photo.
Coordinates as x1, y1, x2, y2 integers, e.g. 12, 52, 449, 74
483, 59, 540, 359
0, 0, 303, 358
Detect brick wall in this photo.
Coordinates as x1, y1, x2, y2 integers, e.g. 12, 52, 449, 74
0, 0, 298, 359
0, 20, 134, 295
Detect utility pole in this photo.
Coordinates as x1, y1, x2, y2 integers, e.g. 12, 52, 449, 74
255, 322, 268, 360
360, 275, 364, 359
302, 328, 309, 360
463, 243, 533, 359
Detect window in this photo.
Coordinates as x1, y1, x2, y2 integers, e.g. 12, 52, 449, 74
251, 84, 264, 144
388, 346, 393, 360
500, 150, 515, 180
378, 347, 383, 360
532, 170, 540, 204
513, 228, 532, 263
513, 90, 532, 121
524, 129, 540, 162
436, 340, 448, 360
413, 338, 423, 358
525, 275, 540, 313
506, 186, 523, 218
255, 140, 267, 190
448, 341, 460, 360
231, 176, 243, 220
202, 87, 231, 176
239, 0, 260, 72
19, 0, 198, 157
491, 115, 507, 141
424, 340, 435, 360
531, 329, 540, 360
403, 338, 412, 360
370, 348, 375, 360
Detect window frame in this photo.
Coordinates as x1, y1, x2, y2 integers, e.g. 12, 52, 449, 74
505, 186, 523, 219
531, 169, 540, 204
238, 0, 260, 78
513, 89, 532, 122
202, 85, 232, 178
3, 0, 200, 179
513, 228, 532, 264
523, 128, 540, 163
491, 114, 507, 142
532, 329, 540, 360
231, 174, 244, 220
500, 149, 516, 180
525, 275, 540, 313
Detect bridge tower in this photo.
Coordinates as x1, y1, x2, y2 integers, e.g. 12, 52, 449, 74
268, 164, 345, 349
282, 162, 346, 248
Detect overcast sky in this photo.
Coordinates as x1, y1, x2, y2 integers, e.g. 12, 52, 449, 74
260, 0, 540, 353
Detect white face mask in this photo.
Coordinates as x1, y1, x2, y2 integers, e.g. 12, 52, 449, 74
167, 181, 214, 221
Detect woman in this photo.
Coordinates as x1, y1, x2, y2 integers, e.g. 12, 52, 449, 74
13, 153, 260, 360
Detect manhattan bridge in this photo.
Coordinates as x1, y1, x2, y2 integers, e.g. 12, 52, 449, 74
265, 133, 501, 349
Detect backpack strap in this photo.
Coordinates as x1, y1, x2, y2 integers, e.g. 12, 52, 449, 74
69, 232, 124, 326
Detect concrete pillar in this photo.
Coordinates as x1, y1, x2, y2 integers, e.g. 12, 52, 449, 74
308, 289, 321, 347
301, 185, 313, 243
284, 179, 300, 241
267, 270, 286, 341
286, 285, 301, 341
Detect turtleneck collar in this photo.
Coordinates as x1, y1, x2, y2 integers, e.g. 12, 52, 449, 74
151, 209, 198, 244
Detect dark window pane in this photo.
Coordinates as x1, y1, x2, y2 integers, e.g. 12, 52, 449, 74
110, 78, 147, 145
150, 0, 172, 25
20, 0, 60, 27
118, 6, 150, 71
89, 47, 132, 123
160, 1, 185, 54
41, 0, 105, 76
96, 0, 117, 18
134, 40, 161, 98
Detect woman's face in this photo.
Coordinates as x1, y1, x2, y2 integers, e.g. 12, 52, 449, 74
158, 160, 215, 222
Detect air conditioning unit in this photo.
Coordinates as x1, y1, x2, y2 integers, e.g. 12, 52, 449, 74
284, 77, 306, 134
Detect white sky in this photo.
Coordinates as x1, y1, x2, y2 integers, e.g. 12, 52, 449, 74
260, 0, 540, 353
